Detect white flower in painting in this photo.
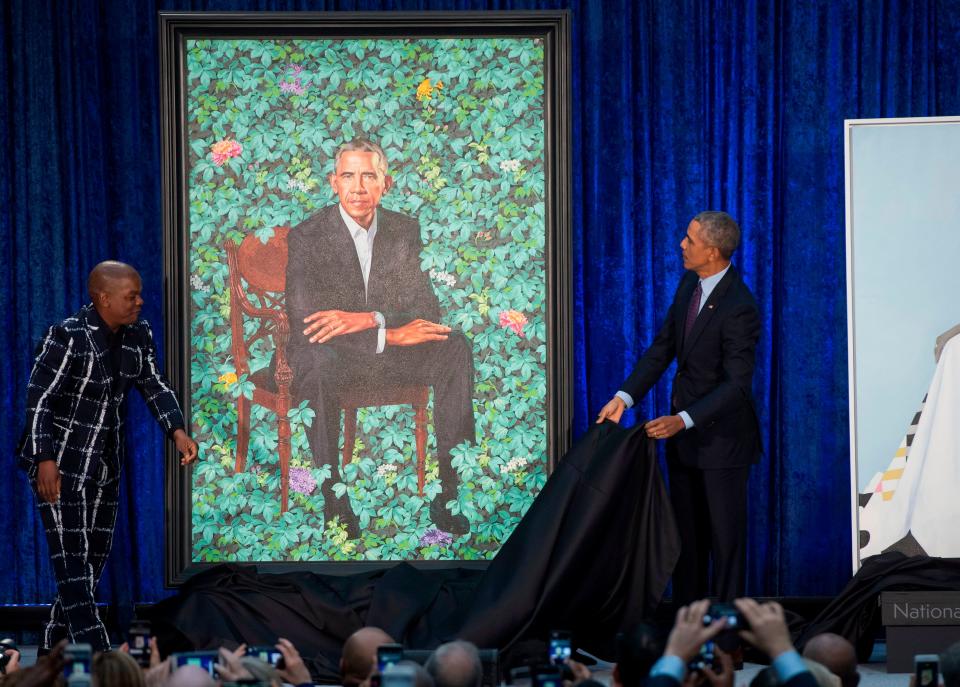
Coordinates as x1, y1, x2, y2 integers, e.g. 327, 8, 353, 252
501, 456, 529, 474
499, 159, 522, 173
190, 274, 210, 293
286, 178, 312, 193
376, 463, 399, 478
429, 269, 457, 288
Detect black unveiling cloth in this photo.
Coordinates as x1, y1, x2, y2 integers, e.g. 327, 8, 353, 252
794, 551, 960, 661
148, 422, 679, 683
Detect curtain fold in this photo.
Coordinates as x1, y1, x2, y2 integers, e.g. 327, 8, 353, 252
3, 0, 959, 611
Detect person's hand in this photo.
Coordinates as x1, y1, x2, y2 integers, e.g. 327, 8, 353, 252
276, 637, 312, 685
386, 320, 451, 346
565, 658, 592, 686
734, 598, 794, 659
2, 648, 21, 674
645, 415, 685, 439
700, 647, 734, 687
36, 460, 61, 503
596, 396, 626, 424
215, 644, 252, 682
664, 600, 728, 663
304, 310, 377, 343
172, 429, 199, 466
149, 637, 161, 669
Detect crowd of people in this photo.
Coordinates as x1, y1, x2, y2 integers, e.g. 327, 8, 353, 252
3, 597, 956, 687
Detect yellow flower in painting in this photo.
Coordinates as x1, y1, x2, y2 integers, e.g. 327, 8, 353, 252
416, 78, 433, 101
218, 371, 238, 387
416, 77, 444, 102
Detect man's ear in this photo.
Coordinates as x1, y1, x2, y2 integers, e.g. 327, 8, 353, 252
328, 173, 338, 194
384, 174, 394, 193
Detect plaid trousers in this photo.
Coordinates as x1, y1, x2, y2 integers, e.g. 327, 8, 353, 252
36, 471, 119, 652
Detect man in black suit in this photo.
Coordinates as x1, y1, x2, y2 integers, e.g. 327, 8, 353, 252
18, 261, 198, 652
597, 211, 761, 604
285, 138, 475, 537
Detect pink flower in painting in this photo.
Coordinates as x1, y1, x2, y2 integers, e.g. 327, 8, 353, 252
420, 528, 454, 546
498, 310, 528, 338
289, 467, 317, 495
280, 79, 306, 95
210, 139, 242, 166
290, 64, 304, 76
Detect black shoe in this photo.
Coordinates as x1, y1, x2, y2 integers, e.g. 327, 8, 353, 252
429, 494, 470, 536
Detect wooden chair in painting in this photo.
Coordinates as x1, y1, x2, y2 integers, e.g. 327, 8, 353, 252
225, 228, 432, 514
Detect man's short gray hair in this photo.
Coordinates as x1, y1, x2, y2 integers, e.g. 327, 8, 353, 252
425, 641, 483, 687
693, 210, 741, 259
334, 138, 388, 176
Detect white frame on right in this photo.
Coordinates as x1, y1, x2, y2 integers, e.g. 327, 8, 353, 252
845, 115, 960, 572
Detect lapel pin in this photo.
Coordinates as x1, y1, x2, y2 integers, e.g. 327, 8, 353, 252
707, 304, 715, 309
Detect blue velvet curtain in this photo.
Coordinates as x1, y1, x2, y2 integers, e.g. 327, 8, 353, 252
3, 0, 959, 612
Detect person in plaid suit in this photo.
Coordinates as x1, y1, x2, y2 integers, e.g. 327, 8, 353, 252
17, 261, 198, 652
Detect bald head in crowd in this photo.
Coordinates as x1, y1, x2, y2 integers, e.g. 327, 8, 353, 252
167, 665, 217, 687
341, 626, 396, 687
942, 640, 960, 687
425, 641, 483, 687
803, 633, 859, 687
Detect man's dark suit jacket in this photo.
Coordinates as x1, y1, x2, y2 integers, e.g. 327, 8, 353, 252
18, 305, 185, 491
621, 266, 762, 468
285, 204, 442, 368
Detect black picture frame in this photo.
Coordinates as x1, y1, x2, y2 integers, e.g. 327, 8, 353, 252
159, 10, 572, 586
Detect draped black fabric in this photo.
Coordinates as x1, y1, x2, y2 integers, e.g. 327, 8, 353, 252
4, 0, 960, 614
795, 552, 960, 662
458, 422, 678, 649
146, 423, 677, 682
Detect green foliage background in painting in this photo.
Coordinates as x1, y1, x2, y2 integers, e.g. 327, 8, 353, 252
187, 38, 547, 562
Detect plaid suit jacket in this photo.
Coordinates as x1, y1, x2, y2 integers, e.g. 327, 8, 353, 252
18, 304, 185, 490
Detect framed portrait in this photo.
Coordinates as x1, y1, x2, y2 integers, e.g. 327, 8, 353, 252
159, 11, 572, 584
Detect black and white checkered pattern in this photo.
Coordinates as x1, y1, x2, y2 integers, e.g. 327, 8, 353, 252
18, 304, 184, 489
37, 479, 119, 651
18, 304, 185, 650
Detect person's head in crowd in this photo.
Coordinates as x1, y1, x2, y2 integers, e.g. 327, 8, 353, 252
239, 656, 282, 687
801, 659, 841, 687
341, 626, 396, 687
93, 649, 146, 687
425, 640, 483, 687
749, 665, 779, 687
612, 622, 664, 687
166, 664, 217, 687
942, 640, 960, 687
749, 659, 840, 687
390, 660, 435, 687
803, 633, 860, 687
